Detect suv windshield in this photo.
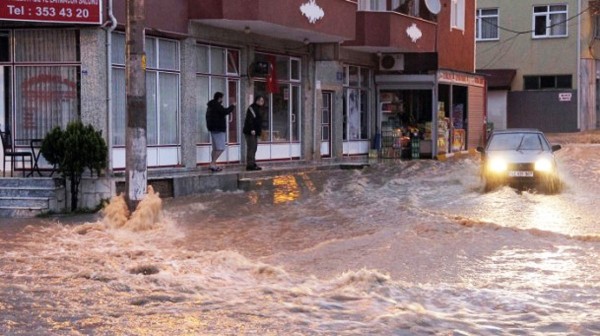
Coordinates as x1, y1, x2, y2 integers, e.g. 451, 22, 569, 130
488, 133, 547, 151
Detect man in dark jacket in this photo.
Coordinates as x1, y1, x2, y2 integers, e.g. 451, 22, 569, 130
243, 95, 265, 171
206, 92, 236, 172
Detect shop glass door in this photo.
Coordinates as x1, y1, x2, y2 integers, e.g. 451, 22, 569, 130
226, 79, 240, 162
321, 91, 332, 157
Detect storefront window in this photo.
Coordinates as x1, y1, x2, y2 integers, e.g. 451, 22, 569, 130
253, 53, 301, 143
254, 81, 270, 139
291, 59, 300, 81
195, 44, 240, 144
380, 89, 433, 157
7, 30, 80, 142
272, 85, 289, 142
227, 49, 239, 75
111, 33, 180, 146
210, 47, 225, 75
348, 66, 359, 86
0, 31, 10, 62
292, 86, 300, 141
380, 90, 432, 130
343, 65, 371, 141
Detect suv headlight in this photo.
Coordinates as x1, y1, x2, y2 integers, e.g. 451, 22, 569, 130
534, 158, 553, 172
488, 158, 507, 173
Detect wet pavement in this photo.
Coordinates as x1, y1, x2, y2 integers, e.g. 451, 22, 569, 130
2, 144, 600, 335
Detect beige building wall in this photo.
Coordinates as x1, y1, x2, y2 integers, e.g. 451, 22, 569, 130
476, 0, 579, 91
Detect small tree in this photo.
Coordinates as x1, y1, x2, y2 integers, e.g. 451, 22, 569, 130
41, 121, 108, 211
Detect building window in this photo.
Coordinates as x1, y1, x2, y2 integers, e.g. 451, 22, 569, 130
533, 5, 567, 38
196, 44, 241, 144
476, 8, 499, 41
595, 15, 600, 39
523, 75, 572, 90
5, 30, 80, 142
451, 0, 465, 30
253, 53, 302, 143
343, 65, 371, 141
111, 33, 180, 147
358, 0, 386, 11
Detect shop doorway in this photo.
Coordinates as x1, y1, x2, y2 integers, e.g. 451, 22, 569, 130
224, 79, 241, 163
321, 91, 332, 157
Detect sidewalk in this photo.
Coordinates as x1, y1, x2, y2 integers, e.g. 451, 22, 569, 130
113, 157, 371, 198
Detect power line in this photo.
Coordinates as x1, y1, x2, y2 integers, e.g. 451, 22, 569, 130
485, 6, 589, 36
477, 6, 590, 68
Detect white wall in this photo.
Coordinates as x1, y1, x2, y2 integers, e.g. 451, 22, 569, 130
487, 90, 507, 130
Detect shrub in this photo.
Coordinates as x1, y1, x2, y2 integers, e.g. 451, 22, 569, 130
40, 121, 108, 211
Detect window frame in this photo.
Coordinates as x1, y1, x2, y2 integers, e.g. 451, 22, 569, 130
343, 64, 372, 141
523, 75, 572, 90
451, 0, 466, 31
4, 29, 81, 143
195, 43, 242, 145
476, 8, 499, 41
532, 4, 568, 39
358, 0, 386, 11
111, 32, 181, 147
252, 52, 302, 144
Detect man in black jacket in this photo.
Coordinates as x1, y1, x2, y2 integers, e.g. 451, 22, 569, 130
206, 92, 236, 172
243, 95, 265, 171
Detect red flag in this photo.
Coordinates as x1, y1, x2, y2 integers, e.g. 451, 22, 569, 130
266, 55, 279, 94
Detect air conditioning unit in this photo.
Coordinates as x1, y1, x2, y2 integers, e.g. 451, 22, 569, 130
379, 54, 404, 71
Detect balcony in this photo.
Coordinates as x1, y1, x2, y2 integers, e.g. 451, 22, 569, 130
189, 0, 356, 44
343, 11, 437, 53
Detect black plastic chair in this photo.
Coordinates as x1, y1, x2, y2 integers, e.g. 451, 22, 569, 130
1, 130, 33, 177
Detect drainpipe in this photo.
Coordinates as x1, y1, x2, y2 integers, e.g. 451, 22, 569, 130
105, 0, 117, 174
577, 0, 582, 130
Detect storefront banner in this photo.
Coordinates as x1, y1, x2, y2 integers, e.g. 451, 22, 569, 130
438, 70, 485, 87
0, 0, 102, 25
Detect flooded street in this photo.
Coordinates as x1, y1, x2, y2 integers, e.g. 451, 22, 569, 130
2, 144, 600, 335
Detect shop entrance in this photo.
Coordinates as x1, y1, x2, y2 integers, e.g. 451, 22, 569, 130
224, 80, 240, 163
321, 91, 332, 157
379, 89, 433, 158
438, 84, 468, 153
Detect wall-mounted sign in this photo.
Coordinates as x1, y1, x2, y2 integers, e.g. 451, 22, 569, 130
558, 92, 572, 102
300, 0, 324, 24
438, 70, 486, 87
0, 0, 102, 25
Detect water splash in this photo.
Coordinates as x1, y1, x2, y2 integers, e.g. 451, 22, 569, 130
102, 185, 163, 232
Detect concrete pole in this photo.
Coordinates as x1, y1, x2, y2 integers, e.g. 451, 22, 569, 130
125, 0, 147, 211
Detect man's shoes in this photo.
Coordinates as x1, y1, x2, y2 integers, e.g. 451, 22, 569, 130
209, 166, 223, 172
246, 165, 262, 171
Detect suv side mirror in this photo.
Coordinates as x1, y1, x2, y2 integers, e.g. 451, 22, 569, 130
551, 144, 562, 152
476, 146, 485, 154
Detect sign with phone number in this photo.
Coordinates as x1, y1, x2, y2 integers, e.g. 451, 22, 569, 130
0, 0, 102, 24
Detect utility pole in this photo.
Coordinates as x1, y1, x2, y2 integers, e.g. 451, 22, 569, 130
125, 0, 147, 211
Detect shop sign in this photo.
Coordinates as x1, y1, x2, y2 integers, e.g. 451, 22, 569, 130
438, 70, 485, 87
0, 0, 102, 25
